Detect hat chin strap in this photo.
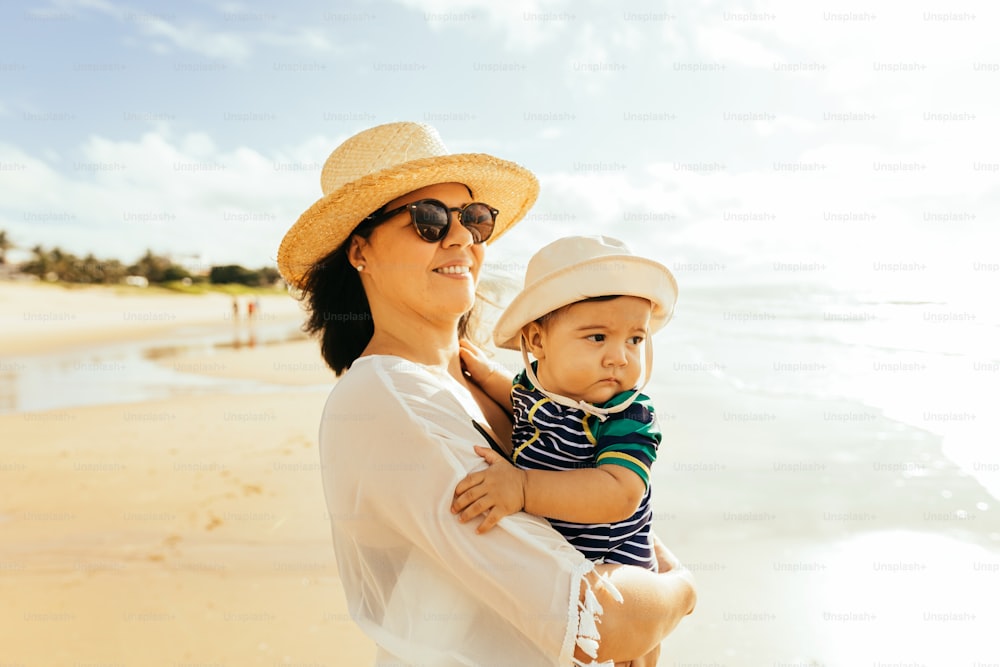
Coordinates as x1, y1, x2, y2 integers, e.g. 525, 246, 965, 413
519, 336, 654, 423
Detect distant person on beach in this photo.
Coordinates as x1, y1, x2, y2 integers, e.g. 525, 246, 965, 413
277, 122, 695, 665
454, 235, 677, 575
246, 297, 258, 348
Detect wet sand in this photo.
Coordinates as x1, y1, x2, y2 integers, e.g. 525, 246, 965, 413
0, 281, 305, 356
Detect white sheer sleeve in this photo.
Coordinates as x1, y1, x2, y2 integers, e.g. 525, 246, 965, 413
320, 356, 617, 666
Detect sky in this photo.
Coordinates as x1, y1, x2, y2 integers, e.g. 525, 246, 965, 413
1, 0, 998, 300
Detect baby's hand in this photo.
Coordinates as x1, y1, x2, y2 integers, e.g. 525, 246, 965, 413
452, 445, 526, 533
459, 339, 498, 383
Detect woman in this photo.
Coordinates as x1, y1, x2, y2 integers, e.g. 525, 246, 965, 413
277, 122, 696, 666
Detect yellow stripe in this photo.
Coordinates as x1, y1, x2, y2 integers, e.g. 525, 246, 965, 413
581, 415, 597, 446
512, 397, 550, 462
597, 451, 650, 479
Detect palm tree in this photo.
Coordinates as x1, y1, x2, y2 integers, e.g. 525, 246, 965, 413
0, 230, 11, 265
22, 244, 52, 278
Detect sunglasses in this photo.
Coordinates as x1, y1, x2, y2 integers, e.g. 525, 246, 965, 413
364, 199, 499, 244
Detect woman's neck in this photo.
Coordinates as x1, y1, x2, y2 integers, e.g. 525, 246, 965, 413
364, 319, 463, 377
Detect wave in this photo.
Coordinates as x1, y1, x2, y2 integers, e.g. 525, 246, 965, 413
659, 281, 1000, 499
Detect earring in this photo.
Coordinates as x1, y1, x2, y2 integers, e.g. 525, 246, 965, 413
356, 264, 365, 272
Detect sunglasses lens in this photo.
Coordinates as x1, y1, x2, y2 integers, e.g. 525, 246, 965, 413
411, 201, 449, 242
460, 203, 496, 243
408, 200, 497, 243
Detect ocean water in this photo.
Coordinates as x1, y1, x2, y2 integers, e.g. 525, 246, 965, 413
654, 280, 1000, 500
0, 319, 310, 415
641, 280, 1000, 664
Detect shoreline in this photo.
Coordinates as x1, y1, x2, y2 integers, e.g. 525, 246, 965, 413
0, 281, 306, 356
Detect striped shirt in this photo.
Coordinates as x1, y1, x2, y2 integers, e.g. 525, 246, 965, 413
510, 368, 661, 570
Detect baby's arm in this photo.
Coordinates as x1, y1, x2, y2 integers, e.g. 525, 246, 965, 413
459, 340, 514, 409
451, 445, 645, 532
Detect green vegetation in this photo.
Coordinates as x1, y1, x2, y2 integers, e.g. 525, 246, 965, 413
0, 230, 11, 265
19, 245, 132, 284
1, 230, 283, 290
155, 281, 285, 296
209, 264, 281, 287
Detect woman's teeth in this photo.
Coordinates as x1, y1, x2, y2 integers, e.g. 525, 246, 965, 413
435, 266, 470, 275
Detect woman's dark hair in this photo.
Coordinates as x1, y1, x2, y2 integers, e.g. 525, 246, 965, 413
300, 234, 373, 377
300, 217, 471, 376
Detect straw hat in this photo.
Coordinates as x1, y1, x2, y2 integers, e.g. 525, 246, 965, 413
493, 235, 678, 350
277, 121, 539, 288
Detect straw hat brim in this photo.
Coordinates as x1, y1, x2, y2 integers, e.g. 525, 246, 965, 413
277, 153, 539, 289
493, 255, 679, 350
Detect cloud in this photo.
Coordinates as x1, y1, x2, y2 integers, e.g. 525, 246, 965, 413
490, 123, 999, 302
393, 0, 576, 50
46, 0, 334, 64
0, 130, 340, 268
694, 24, 784, 68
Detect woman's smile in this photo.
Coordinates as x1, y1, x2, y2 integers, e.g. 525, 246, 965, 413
433, 263, 473, 277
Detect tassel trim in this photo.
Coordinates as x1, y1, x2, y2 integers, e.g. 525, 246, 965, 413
563, 560, 623, 666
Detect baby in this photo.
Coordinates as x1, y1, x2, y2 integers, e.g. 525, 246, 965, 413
453, 235, 678, 572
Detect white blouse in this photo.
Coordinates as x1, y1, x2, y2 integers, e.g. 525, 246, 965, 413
319, 355, 616, 666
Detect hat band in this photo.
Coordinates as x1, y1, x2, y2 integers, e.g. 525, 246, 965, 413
519, 336, 654, 422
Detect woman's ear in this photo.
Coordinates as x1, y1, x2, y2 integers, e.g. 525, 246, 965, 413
522, 322, 546, 360
347, 236, 367, 270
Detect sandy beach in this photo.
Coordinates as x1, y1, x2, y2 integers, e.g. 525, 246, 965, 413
2, 281, 997, 666
0, 391, 375, 666
0, 282, 309, 356
1, 282, 373, 665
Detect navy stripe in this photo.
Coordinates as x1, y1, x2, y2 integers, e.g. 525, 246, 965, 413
510, 371, 661, 569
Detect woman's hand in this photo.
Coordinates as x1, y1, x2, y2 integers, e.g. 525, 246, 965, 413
652, 533, 681, 573
652, 533, 697, 616
614, 642, 661, 667
452, 445, 527, 533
